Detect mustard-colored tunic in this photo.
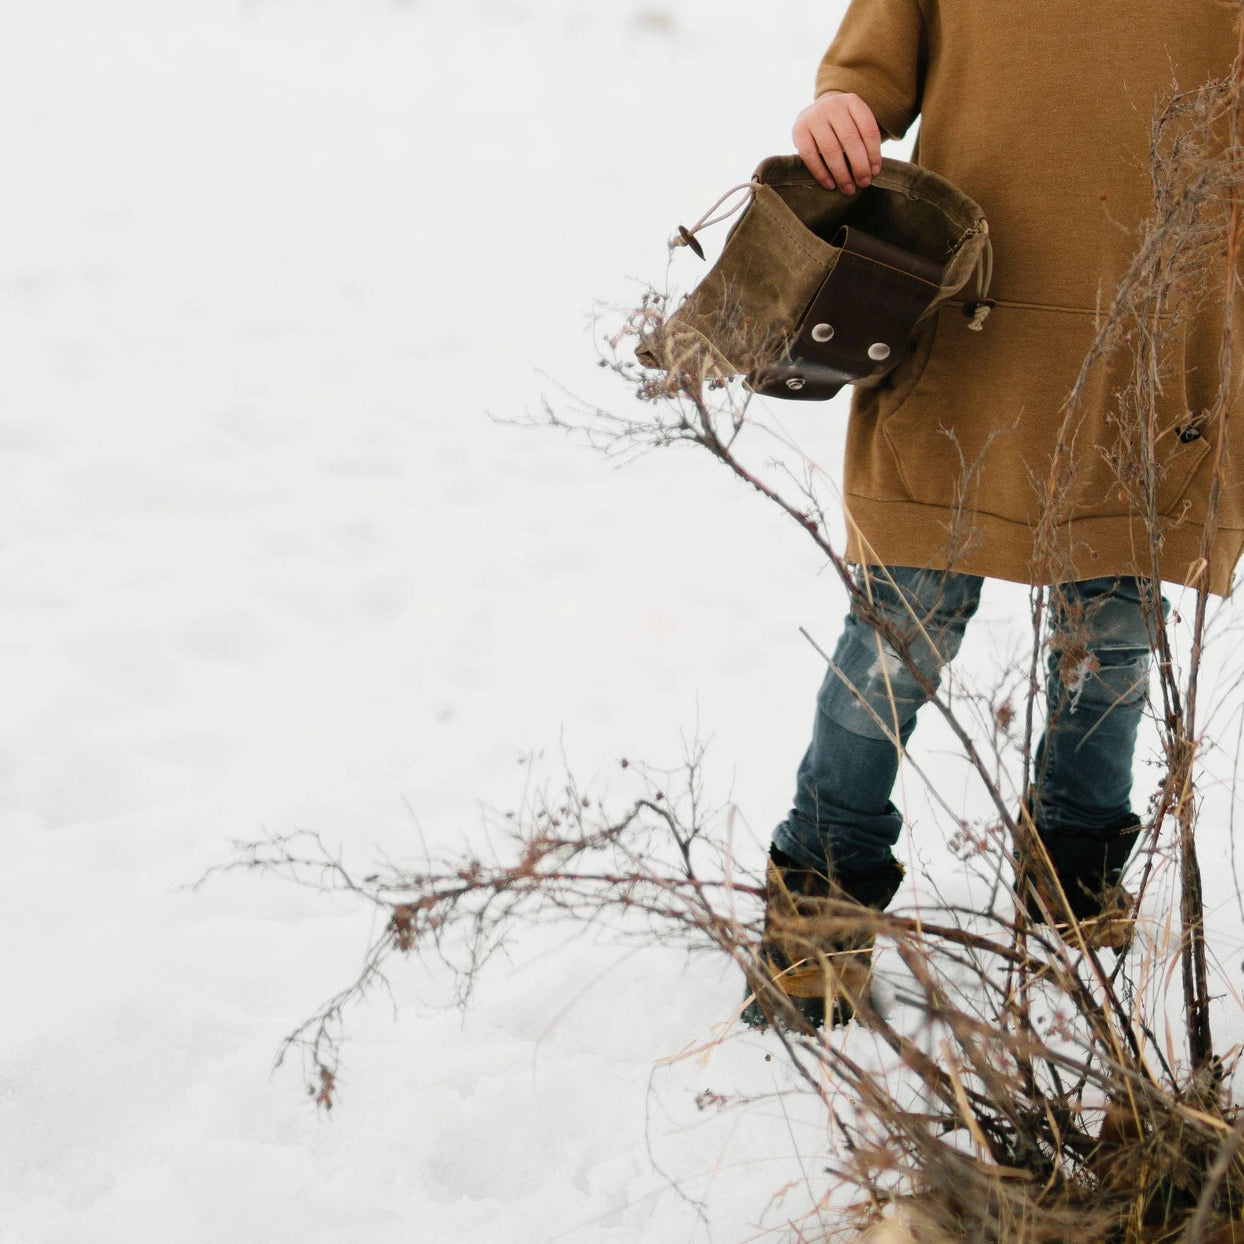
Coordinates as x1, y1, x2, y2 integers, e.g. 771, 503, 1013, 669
816, 0, 1244, 592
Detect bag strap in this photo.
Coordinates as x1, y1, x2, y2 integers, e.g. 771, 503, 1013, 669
749, 225, 948, 401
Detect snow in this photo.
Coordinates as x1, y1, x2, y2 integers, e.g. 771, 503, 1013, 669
3, 2, 1243, 1242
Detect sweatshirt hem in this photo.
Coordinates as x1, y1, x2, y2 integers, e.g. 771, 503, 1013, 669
841, 495, 1243, 595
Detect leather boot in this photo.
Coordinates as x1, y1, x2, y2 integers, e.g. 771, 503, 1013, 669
742, 846, 903, 1030
1024, 814, 1141, 952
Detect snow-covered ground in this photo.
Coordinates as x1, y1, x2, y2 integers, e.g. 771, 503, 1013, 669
3, 3, 1244, 1241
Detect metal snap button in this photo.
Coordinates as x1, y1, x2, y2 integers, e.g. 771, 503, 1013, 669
868, 342, 892, 361
810, 323, 834, 343
786, 377, 806, 391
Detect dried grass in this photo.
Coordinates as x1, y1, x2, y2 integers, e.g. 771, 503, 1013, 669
204, 17, 1244, 1243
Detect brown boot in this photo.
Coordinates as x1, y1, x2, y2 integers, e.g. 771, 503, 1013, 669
1023, 815, 1141, 953
742, 847, 903, 1029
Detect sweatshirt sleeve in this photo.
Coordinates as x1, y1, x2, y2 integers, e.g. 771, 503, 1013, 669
814, 0, 927, 141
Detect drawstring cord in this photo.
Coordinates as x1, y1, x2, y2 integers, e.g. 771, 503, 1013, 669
672, 182, 755, 258
965, 226, 995, 331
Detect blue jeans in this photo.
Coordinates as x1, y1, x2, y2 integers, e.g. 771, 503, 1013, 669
772, 566, 1162, 876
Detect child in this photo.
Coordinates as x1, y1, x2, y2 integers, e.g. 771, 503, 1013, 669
746, 0, 1242, 1028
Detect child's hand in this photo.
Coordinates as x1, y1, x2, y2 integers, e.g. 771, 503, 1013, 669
793, 92, 884, 195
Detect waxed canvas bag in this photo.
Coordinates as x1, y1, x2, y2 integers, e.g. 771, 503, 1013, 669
636, 155, 993, 401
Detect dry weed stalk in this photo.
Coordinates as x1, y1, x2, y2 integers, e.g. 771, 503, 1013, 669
208, 23, 1244, 1244
208, 741, 1239, 1240
1031, 11, 1244, 1085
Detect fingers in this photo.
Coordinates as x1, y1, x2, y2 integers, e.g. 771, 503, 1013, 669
792, 92, 884, 194
811, 116, 859, 194
794, 130, 834, 191
844, 94, 884, 177
845, 93, 885, 176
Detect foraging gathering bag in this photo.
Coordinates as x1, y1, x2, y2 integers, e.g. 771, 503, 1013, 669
636, 155, 993, 400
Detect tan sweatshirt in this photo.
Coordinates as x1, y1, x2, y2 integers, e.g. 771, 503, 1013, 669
814, 0, 1243, 591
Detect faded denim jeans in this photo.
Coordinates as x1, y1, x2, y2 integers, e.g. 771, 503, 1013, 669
772, 566, 1162, 876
